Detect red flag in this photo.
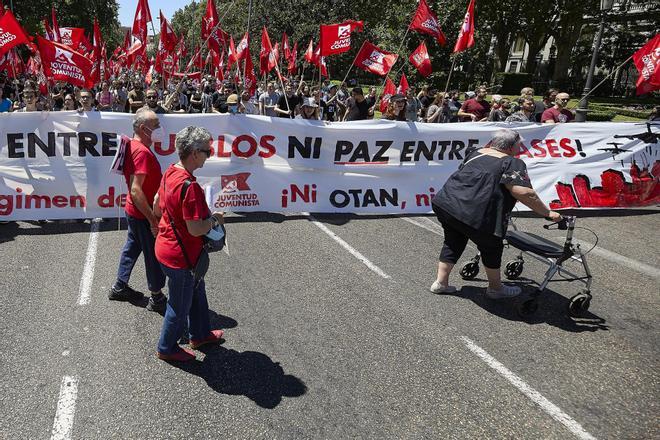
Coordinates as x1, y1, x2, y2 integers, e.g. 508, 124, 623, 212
0, 52, 13, 76
27, 53, 49, 95
215, 51, 225, 81
304, 38, 314, 64
178, 34, 187, 59
44, 19, 55, 41
319, 20, 364, 56
11, 50, 25, 76
227, 36, 237, 68
397, 73, 409, 95
58, 28, 91, 52
380, 78, 396, 113
260, 27, 273, 75
132, 0, 151, 44
288, 41, 297, 75
244, 53, 257, 95
159, 10, 178, 52
202, 0, 229, 53
186, 45, 201, 71
235, 32, 250, 61
409, 0, 446, 46
0, 11, 30, 58
453, 0, 475, 53
51, 7, 61, 43
353, 41, 398, 77
282, 33, 290, 60
37, 36, 93, 88
268, 42, 280, 74
92, 19, 103, 61
319, 55, 328, 78
409, 41, 432, 77
201, 0, 218, 40
632, 33, 660, 95
312, 44, 321, 66
91, 18, 103, 84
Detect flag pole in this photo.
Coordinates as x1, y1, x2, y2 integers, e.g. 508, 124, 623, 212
372, 24, 411, 116
443, 55, 458, 94
338, 40, 364, 91
242, 0, 253, 94
568, 55, 633, 111
9, 49, 22, 105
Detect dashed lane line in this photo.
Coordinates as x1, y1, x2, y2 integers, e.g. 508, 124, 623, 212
50, 376, 79, 440
304, 213, 391, 279
77, 219, 101, 305
554, 237, 660, 281
461, 336, 597, 440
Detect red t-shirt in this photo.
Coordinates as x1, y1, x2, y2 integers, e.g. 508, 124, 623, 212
155, 165, 211, 270
123, 139, 162, 219
460, 98, 491, 121
541, 107, 574, 123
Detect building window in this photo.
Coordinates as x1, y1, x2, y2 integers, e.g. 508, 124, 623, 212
513, 36, 525, 53
508, 61, 519, 73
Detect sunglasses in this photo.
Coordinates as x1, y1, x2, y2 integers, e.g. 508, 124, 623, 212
198, 149, 212, 158
146, 95, 157, 99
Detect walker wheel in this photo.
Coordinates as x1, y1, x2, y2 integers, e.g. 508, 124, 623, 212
504, 260, 524, 280
460, 262, 479, 280
517, 299, 538, 318
568, 292, 591, 317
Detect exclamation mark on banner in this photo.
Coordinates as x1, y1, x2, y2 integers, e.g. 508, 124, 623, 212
575, 140, 586, 157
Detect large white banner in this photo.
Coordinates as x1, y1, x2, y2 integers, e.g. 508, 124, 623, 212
0, 111, 658, 220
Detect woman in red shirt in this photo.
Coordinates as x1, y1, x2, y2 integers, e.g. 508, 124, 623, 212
153, 126, 225, 362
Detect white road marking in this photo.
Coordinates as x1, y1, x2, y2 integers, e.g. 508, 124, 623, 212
401, 216, 477, 251
461, 336, 597, 440
77, 219, 101, 305
402, 216, 444, 236
304, 213, 391, 279
555, 237, 660, 280
50, 376, 79, 440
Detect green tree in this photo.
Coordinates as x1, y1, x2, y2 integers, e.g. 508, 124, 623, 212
10, 0, 123, 51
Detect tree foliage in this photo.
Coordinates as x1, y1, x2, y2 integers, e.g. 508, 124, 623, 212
10, 0, 123, 51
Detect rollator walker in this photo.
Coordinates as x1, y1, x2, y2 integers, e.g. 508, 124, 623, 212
459, 216, 594, 318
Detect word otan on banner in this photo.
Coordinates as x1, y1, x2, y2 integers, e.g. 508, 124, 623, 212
0, 112, 658, 220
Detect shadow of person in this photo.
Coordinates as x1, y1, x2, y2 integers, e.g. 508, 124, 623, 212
174, 346, 307, 409
178, 309, 239, 344
451, 284, 609, 332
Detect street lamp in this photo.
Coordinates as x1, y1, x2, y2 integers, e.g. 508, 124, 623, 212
575, 0, 615, 122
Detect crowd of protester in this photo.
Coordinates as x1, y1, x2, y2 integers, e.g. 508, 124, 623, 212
2, 71, 659, 123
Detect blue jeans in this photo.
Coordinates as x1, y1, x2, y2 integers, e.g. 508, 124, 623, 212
158, 264, 211, 355
115, 214, 166, 293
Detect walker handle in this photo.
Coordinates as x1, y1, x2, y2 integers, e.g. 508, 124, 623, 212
543, 217, 569, 230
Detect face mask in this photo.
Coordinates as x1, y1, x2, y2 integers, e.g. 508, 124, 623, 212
229, 105, 238, 114
146, 126, 164, 144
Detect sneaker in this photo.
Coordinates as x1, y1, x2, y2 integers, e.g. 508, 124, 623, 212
108, 284, 143, 301
430, 280, 457, 294
146, 294, 167, 313
190, 330, 224, 350
485, 285, 522, 299
157, 347, 196, 362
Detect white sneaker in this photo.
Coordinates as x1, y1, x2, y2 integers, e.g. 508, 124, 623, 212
485, 285, 522, 299
430, 280, 457, 294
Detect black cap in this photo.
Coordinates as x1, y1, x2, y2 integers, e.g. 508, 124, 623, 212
390, 94, 406, 101
352, 87, 364, 95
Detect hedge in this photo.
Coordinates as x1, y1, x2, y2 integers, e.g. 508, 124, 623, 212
586, 111, 616, 121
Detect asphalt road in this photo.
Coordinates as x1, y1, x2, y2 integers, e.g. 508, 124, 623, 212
0, 210, 658, 440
